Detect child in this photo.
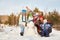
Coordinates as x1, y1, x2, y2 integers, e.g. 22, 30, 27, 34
40, 19, 51, 37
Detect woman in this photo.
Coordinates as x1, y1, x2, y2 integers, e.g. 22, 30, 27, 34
32, 13, 42, 35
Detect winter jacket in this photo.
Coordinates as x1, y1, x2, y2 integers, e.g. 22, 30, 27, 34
40, 23, 51, 30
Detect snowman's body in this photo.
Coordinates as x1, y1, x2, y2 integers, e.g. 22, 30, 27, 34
24, 21, 37, 36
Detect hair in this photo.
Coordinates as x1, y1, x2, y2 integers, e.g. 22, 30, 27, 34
38, 11, 43, 16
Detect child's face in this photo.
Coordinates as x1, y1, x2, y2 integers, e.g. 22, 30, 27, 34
39, 13, 43, 16
40, 18, 44, 21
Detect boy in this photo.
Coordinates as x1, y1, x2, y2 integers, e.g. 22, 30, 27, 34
40, 19, 51, 37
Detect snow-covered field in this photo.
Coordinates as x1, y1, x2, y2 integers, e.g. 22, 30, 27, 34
0, 25, 60, 40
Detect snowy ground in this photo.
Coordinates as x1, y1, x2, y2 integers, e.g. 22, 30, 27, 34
0, 25, 60, 40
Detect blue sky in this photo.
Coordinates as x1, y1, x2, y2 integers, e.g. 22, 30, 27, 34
0, 0, 60, 15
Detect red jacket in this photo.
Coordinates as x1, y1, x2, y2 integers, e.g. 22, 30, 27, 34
38, 15, 44, 19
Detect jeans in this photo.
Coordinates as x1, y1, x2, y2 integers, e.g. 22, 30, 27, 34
20, 24, 25, 33
41, 29, 49, 37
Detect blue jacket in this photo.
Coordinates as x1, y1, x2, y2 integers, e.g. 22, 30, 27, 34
40, 23, 51, 30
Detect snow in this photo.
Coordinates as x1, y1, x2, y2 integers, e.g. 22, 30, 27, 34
0, 24, 60, 40
0, 17, 60, 40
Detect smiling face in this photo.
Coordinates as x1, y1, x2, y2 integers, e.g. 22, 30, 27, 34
40, 17, 43, 20
40, 17, 44, 22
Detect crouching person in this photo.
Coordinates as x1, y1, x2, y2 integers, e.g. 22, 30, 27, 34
20, 23, 25, 36
40, 19, 52, 37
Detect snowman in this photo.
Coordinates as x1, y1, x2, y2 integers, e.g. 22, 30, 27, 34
24, 21, 38, 36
